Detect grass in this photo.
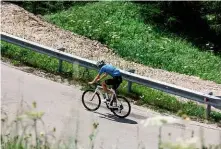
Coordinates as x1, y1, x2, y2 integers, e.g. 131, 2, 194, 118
1, 41, 221, 123
43, 1, 221, 84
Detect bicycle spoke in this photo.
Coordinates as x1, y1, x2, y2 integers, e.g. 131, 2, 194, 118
90, 93, 96, 101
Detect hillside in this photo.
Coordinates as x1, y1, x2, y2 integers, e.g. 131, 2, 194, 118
1, 2, 221, 98
44, 2, 221, 84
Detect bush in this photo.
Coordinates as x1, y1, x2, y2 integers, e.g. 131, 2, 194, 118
44, 2, 221, 83
7, 1, 90, 15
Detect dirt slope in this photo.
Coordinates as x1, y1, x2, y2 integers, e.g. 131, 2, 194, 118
1, 2, 221, 101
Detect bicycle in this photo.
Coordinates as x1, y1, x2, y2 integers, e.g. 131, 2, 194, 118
81, 82, 131, 118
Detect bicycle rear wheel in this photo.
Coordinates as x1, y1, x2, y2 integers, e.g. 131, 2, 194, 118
111, 95, 131, 118
82, 89, 101, 111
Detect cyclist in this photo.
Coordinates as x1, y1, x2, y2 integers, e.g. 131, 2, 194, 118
88, 60, 122, 96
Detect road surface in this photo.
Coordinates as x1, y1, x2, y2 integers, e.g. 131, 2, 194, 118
1, 62, 221, 149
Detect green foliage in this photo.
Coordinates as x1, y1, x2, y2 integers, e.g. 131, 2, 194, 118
1, 138, 25, 149
1, 41, 74, 77
201, 1, 221, 35
128, 84, 221, 122
44, 2, 221, 83
139, 1, 221, 52
9, 1, 90, 15
0, 41, 98, 83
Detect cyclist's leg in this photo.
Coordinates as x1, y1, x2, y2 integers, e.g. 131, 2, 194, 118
112, 76, 123, 100
112, 76, 123, 92
102, 79, 114, 94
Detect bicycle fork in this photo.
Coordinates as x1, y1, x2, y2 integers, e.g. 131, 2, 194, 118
90, 88, 99, 101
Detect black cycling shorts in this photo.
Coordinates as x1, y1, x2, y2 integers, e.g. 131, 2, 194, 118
105, 76, 122, 90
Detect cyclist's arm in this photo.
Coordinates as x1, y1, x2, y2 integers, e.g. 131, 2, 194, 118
89, 67, 105, 84
90, 74, 100, 83
91, 73, 107, 83
98, 73, 107, 81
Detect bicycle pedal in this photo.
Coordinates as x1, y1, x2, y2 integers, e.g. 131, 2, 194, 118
109, 106, 118, 110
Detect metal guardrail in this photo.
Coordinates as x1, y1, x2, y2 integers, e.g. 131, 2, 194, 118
1, 32, 221, 118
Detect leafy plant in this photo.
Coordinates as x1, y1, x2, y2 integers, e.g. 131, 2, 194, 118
44, 1, 221, 83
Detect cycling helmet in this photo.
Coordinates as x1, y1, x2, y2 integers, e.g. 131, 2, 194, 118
96, 60, 105, 68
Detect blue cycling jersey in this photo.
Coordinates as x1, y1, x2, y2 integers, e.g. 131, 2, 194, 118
98, 64, 121, 77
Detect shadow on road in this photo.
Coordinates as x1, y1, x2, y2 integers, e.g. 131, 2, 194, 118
84, 102, 148, 120
93, 111, 138, 125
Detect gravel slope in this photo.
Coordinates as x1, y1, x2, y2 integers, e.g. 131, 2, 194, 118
1, 2, 221, 101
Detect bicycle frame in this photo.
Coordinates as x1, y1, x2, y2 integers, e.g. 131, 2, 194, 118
92, 84, 118, 107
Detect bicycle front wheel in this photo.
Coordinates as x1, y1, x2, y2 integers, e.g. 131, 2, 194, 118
82, 89, 101, 111
112, 96, 131, 118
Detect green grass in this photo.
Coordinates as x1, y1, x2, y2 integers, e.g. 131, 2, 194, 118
1, 42, 221, 122
44, 1, 221, 84
1, 41, 85, 79
123, 83, 221, 122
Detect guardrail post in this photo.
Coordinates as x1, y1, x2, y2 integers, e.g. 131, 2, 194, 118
57, 47, 65, 73
204, 92, 212, 120
127, 69, 135, 93
58, 60, 63, 72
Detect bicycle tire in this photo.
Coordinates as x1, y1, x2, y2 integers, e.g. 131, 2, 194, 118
82, 89, 101, 111
112, 95, 131, 118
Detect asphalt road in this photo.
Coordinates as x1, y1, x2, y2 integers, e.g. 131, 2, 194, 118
1, 62, 221, 149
